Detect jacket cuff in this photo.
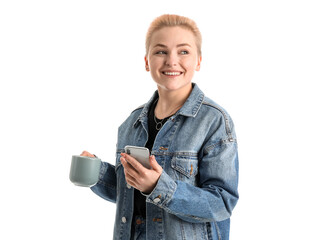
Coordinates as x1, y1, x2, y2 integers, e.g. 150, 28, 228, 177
144, 170, 177, 207
96, 161, 109, 185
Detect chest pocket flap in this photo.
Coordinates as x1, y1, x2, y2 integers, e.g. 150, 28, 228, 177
171, 156, 198, 178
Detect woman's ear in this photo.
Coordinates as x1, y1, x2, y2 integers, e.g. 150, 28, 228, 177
195, 56, 202, 71
144, 56, 150, 71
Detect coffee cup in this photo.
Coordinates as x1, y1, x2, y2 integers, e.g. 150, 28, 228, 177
69, 155, 101, 187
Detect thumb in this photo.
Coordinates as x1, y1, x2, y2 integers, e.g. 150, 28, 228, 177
149, 155, 162, 172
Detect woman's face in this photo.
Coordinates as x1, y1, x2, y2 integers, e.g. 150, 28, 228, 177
145, 26, 201, 93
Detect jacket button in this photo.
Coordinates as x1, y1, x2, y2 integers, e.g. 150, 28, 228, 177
153, 198, 160, 203
159, 146, 168, 151
122, 217, 127, 223
127, 184, 132, 189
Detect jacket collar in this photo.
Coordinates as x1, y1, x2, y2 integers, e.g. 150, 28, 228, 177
177, 83, 204, 117
134, 83, 204, 127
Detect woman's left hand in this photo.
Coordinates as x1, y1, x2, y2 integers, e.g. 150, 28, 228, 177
120, 153, 163, 194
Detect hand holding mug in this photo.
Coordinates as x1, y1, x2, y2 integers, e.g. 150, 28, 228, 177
80, 150, 96, 158
69, 150, 101, 187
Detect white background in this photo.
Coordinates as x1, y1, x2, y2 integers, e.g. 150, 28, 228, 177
1, 0, 319, 239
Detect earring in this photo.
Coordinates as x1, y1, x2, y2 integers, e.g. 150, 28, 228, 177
146, 66, 149, 71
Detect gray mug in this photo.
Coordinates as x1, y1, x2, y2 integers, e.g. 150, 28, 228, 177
69, 155, 101, 187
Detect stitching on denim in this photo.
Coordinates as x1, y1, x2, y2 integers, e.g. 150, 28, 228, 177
204, 139, 224, 153
179, 218, 187, 240
202, 101, 233, 140
97, 180, 116, 189
150, 151, 198, 157
161, 206, 213, 223
206, 222, 212, 240
115, 162, 122, 171
131, 105, 147, 127
191, 93, 204, 116
213, 220, 222, 240
99, 163, 108, 179
192, 222, 197, 239
171, 158, 198, 178
205, 138, 237, 154
162, 178, 177, 207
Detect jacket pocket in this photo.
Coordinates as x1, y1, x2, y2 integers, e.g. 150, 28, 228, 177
170, 155, 198, 184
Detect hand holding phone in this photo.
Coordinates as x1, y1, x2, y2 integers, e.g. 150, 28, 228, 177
124, 145, 150, 169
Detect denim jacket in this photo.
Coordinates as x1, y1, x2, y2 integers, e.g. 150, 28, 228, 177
91, 83, 239, 240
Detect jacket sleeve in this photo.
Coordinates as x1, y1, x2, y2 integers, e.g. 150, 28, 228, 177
90, 161, 117, 203
144, 137, 239, 223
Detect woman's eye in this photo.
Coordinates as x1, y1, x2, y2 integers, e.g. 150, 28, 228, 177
180, 50, 189, 55
156, 51, 167, 55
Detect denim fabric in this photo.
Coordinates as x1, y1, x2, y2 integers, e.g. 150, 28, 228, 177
130, 216, 146, 240
91, 83, 239, 240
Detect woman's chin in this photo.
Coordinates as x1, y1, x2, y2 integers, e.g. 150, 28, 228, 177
156, 81, 192, 93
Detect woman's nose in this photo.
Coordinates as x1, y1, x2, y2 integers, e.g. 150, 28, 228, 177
165, 53, 178, 67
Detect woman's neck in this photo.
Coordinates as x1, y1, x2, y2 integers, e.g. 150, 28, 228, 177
155, 83, 192, 119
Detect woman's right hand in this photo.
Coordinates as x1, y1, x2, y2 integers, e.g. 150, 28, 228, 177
80, 151, 96, 158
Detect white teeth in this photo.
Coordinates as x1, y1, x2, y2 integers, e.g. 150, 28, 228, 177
163, 72, 181, 76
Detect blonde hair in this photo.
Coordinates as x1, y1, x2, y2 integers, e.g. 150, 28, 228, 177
145, 14, 202, 56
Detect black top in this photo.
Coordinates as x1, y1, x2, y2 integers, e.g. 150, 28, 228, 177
133, 97, 171, 219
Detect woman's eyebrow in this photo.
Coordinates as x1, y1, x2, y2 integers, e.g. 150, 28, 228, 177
152, 44, 167, 48
152, 43, 192, 49
177, 43, 192, 48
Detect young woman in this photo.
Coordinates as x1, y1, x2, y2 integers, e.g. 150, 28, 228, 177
81, 14, 239, 240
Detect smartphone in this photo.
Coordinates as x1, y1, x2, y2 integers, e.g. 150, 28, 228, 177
124, 145, 150, 169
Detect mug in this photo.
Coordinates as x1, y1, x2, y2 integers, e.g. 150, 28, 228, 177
69, 155, 101, 187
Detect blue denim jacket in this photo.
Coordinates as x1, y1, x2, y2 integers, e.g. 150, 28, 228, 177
91, 83, 239, 240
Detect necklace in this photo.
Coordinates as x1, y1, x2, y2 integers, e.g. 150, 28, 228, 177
154, 115, 165, 130
153, 99, 183, 130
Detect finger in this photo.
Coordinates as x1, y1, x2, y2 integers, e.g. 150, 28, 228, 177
122, 167, 139, 188
123, 163, 138, 180
149, 155, 162, 173
124, 169, 137, 184
121, 153, 145, 173
125, 178, 137, 189
80, 151, 95, 157
120, 157, 139, 178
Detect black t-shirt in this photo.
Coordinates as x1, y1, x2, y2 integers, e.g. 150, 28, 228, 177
133, 97, 171, 219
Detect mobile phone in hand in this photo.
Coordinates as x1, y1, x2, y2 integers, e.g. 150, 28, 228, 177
124, 145, 151, 169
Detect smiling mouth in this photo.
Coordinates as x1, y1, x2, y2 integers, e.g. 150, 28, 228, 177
162, 71, 183, 76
